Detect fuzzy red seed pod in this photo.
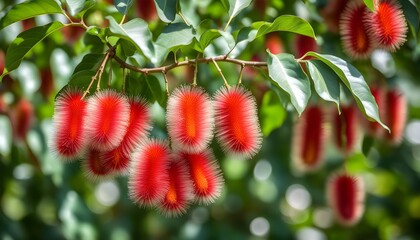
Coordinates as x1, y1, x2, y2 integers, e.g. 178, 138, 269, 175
292, 106, 327, 173
366, 86, 386, 137
129, 139, 170, 207
84, 90, 130, 151
167, 86, 214, 154
319, 0, 351, 33
136, 0, 158, 22
82, 148, 113, 181
339, 1, 374, 59
366, 0, 407, 51
333, 104, 362, 155
386, 89, 407, 144
181, 150, 223, 205
52, 89, 88, 160
265, 33, 284, 55
293, 35, 318, 59
102, 98, 151, 174
158, 157, 193, 217
10, 98, 34, 141
327, 172, 365, 226
214, 86, 262, 159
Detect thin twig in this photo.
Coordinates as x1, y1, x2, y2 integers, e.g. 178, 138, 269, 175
119, 15, 126, 25
178, 11, 190, 26
108, 59, 112, 87
122, 68, 127, 93
81, 49, 112, 99
162, 71, 170, 98
211, 58, 229, 87
237, 64, 245, 85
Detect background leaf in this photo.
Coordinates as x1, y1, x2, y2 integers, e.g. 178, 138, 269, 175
267, 52, 311, 115
400, 0, 420, 39
154, 0, 177, 23
0, 0, 63, 30
66, 0, 97, 17
114, 0, 134, 15
259, 90, 286, 137
225, 0, 253, 30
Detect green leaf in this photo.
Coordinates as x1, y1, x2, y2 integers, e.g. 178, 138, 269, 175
198, 29, 222, 52
114, 0, 134, 15
0, 0, 63, 30
306, 52, 389, 131
267, 52, 311, 115
362, 0, 375, 12
107, 17, 155, 62
345, 153, 371, 174
73, 53, 105, 74
5, 21, 65, 73
307, 60, 340, 110
400, 0, 419, 39
154, 0, 177, 23
126, 73, 165, 105
66, 0, 96, 17
155, 23, 194, 65
259, 90, 286, 136
225, 0, 253, 30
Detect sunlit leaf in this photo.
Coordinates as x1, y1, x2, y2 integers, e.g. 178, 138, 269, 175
66, 0, 97, 17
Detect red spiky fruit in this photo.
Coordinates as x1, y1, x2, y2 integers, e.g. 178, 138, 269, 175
181, 150, 223, 205
136, 0, 158, 22
319, 0, 351, 33
39, 67, 55, 99
292, 106, 327, 173
103, 98, 151, 174
339, 1, 374, 59
293, 35, 318, 59
333, 104, 361, 155
366, 86, 386, 137
82, 148, 113, 181
366, 0, 407, 51
265, 33, 284, 55
167, 86, 214, 154
52, 89, 88, 160
85, 90, 130, 151
385, 89, 407, 144
129, 139, 170, 207
327, 173, 365, 226
214, 86, 262, 159
159, 157, 193, 217
10, 98, 34, 141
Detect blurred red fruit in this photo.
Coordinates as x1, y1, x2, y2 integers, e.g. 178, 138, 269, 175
333, 104, 361, 155
385, 89, 407, 144
0, 50, 4, 76
254, 0, 267, 17
366, 0, 407, 51
293, 35, 318, 59
214, 86, 262, 159
39, 67, 55, 99
21, 18, 35, 31
52, 89, 88, 160
159, 158, 193, 216
265, 33, 284, 55
339, 1, 374, 59
10, 98, 34, 141
181, 150, 223, 205
327, 173, 365, 226
292, 106, 327, 173
129, 139, 170, 207
61, 25, 85, 43
319, 0, 351, 33
366, 86, 385, 137
83, 148, 112, 180
136, 0, 158, 21
85, 90, 130, 151
167, 86, 214, 154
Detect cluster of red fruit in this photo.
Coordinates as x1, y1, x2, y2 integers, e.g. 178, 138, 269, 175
291, 86, 406, 225
52, 86, 262, 216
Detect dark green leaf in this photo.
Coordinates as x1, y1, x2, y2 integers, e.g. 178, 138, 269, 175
66, 0, 96, 17
307, 60, 340, 110
259, 90, 287, 136
73, 53, 105, 74
114, 0, 134, 15
0, 0, 63, 30
400, 0, 419, 39
267, 52, 311, 115
362, 135, 375, 156
306, 52, 389, 130
154, 0, 177, 23
107, 17, 155, 62
4, 21, 65, 73
198, 29, 222, 52
126, 73, 165, 104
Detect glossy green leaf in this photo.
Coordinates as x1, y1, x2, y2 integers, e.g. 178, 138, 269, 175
362, 0, 375, 11
400, 0, 419, 39
307, 60, 340, 110
259, 90, 287, 136
66, 0, 96, 17
114, 0, 134, 15
155, 23, 194, 65
126, 73, 165, 105
267, 52, 311, 115
198, 29, 222, 52
225, 0, 253, 30
4, 21, 65, 74
107, 17, 155, 62
73, 53, 105, 74
0, 0, 63, 30
154, 0, 177, 23
306, 52, 389, 130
